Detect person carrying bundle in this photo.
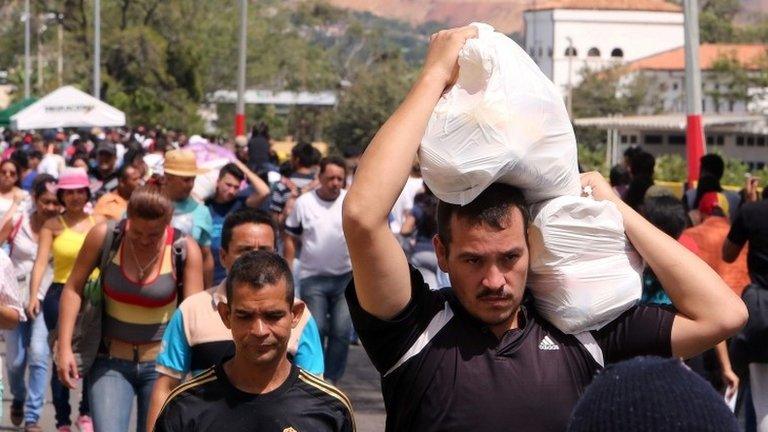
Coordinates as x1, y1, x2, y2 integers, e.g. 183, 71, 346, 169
342, 25, 747, 431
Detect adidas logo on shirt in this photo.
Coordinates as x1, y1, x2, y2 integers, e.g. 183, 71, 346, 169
538, 335, 560, 351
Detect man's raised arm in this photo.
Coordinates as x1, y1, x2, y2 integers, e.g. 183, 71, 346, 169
342, 27, 478, 320
581, 172, 748, 359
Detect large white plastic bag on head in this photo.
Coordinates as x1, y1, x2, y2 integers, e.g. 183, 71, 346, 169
420, 22, 581, 205
528, 195, 643, 334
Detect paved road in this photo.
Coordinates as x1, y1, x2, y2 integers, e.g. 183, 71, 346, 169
0, 342, 386, 431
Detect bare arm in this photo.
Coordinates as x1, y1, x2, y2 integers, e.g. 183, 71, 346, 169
715, 341, 739, 399
146, 374, 181, 432
27, 222, 55, 318
232, 159, 271, 208
57, 222, 107, 388
283, 233, 296, 265
722, 238, 743, 264
0, 219, 13, 246
0, 306, 20, 329
201, 246, 214, 289
582, 172, 748, 359
342, 27, 478, 320
182, 237, 204, 299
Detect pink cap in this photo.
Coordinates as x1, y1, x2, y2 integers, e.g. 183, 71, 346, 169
57, 168, 90, 190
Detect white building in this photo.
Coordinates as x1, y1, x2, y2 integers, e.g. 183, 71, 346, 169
623, 44, 768, 115
523, 0, 684, 95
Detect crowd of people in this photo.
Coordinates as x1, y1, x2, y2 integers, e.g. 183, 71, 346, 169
0, 25, 764, 432
0, 125, 358, 431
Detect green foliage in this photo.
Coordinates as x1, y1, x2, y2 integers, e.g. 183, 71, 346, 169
655, 154, 687, 183
325, 53, 414, 154
577, 141, 608, 175
699, 0, 740, 43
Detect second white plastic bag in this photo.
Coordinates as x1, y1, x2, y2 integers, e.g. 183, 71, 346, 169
527, 195, 643, 334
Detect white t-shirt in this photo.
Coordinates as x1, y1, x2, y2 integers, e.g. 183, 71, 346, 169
285, 189, 351, 279
9, 213, 53, 302
389, 176, 424, 234
37, 154, 65, 178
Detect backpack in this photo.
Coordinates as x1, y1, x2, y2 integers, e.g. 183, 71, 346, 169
69, 219, 188, 375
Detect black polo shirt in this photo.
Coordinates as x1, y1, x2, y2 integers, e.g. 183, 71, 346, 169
346, 266, 675, 431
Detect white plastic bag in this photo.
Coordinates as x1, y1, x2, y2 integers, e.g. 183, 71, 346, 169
419, 22, 581, 205
527, 195, 643, 334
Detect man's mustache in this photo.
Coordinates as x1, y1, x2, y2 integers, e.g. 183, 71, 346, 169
476, 288, 512, 300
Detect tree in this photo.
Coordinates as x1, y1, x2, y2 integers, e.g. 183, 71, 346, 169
325, 52, 414, 154
571, 66, 660, 170
699, 0, 740, 42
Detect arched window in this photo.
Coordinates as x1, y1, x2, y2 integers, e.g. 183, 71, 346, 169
611, 48, 624, 58
564, 46, 577, 57
587, 47, 601, 57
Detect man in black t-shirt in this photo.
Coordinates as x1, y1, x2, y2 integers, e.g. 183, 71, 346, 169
342, 26, 747, 432
724, 199, 768, 288
153, 251, 354, 432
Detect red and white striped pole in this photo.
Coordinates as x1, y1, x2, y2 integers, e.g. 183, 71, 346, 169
684, 0, 706, 186
235, 0, 247, 136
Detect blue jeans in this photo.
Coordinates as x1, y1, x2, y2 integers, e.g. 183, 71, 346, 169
300, 272, 352, 382
43, 283, 89, 427
88, 356, 158, 432
5, 315, 50, 424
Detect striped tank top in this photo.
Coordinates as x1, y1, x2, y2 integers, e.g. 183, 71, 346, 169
102, 225, 177, 344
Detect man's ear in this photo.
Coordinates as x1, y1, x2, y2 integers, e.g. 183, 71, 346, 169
291, 300, 306, 329
434, 234, 449, 273
217, 302, 232, 330
219, 248, 228, 270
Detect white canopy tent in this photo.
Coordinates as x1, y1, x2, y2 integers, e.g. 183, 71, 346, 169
11, 86, 126, 130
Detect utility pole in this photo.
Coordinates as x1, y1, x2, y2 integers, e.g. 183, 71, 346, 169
57, 13, 64, 87
37, 14, 45, 93
93, 0, 101, 98
566, 36, 574, 119
24, 0, 31, 99
235, 0, 247, 136
684, 0, 705, 187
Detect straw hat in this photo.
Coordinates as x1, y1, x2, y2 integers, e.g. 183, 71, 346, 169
163, 149, 208, 177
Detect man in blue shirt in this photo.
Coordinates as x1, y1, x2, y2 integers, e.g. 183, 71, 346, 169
146, 208, 324, 431
205, 162, 270, 285
164, 150, 215, 287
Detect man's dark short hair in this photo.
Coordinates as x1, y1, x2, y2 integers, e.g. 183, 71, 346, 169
436, 183, 530, 252
700, 154, 725, 180
291, 143, 321, 168
629, 152, 655, 178
319, 156, 347, 177
218, 162, 245, 183
640, 195, 687, 239
221, 208, 278, 252
225, 250, 294, 305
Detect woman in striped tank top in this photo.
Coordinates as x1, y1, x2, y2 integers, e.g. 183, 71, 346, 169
55, 185, 204, 432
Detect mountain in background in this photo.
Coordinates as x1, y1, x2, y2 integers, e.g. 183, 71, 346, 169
325, 0, 529, 34
325, 0, 767, 33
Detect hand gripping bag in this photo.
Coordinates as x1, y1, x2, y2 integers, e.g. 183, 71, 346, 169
419, 22, 581, 205
527, 195, 643, 333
